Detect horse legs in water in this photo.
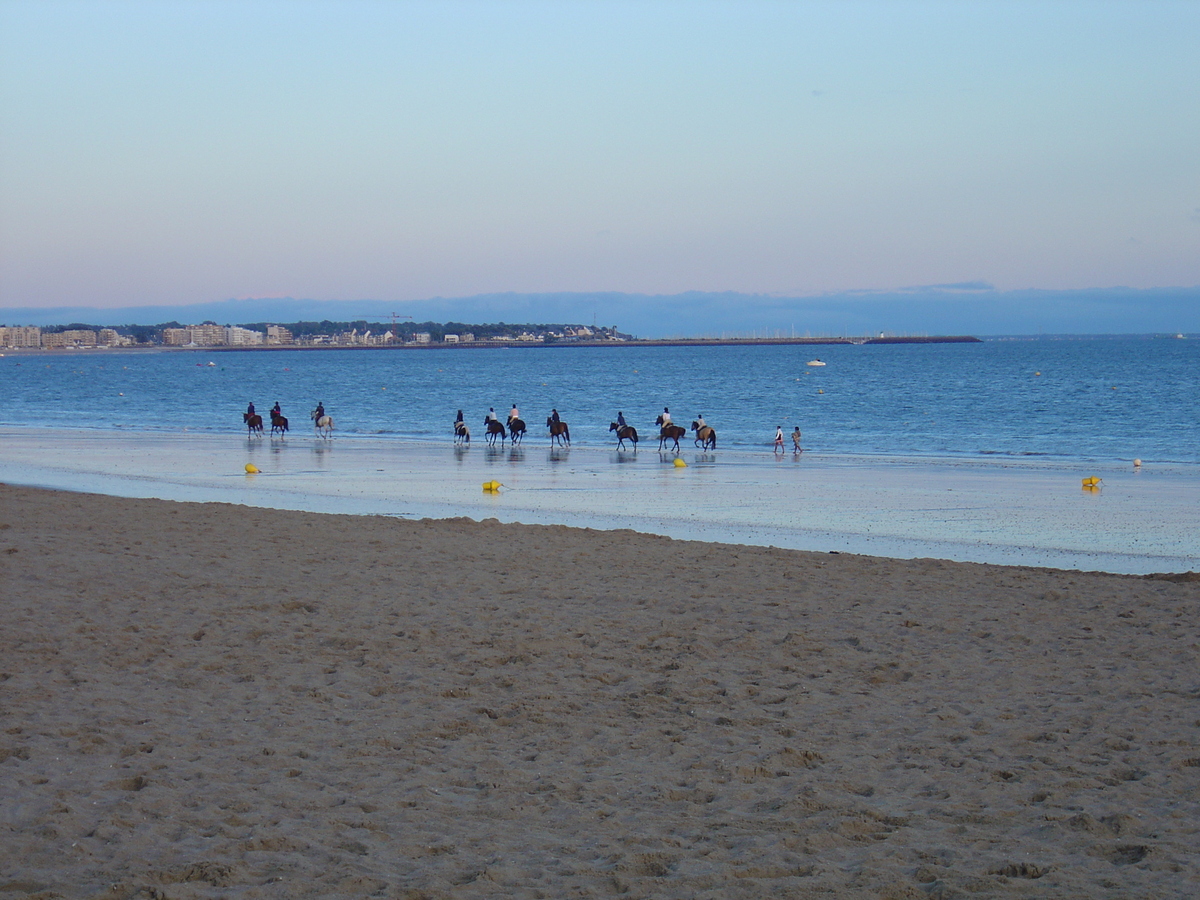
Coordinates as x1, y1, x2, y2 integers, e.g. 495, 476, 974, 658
310, 412, 334, 439
484, 418, 506, 445
546, 418, 570, 447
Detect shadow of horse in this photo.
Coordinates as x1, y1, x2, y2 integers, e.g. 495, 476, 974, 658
609, 422, 638, 450
546, 417, 570, 447
484, 417, 507, 445
691, 421, 716, 450
243, 412, 264, 437
271, 414, 289, 436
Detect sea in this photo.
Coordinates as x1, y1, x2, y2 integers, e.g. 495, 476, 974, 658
2, 335, 1197, 463
2, 335, 1197, 573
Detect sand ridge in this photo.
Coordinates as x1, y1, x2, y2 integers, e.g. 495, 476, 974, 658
1, 483, 1198, 898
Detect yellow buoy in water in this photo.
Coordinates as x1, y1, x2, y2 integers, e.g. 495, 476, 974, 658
482, 480, 502, 492
1081, 476, 1101, 487
673, 458, 687, 468
244, 463, 259, 474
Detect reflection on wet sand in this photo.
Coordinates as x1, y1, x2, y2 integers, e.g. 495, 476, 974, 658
0, 427, 1195, 573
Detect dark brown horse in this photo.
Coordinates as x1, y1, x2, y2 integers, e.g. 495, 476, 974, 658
691, 421, 716, 450
484, 417, 507, 445
546, 417, 570, 447
609, 422, 638, 450
243, 412, 263, 436
507, 417, 527, 445
270, 413, 289, 436
658, 424, 687, 451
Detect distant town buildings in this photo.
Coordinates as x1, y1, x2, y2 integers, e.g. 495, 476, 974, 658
0, 321, 627, 350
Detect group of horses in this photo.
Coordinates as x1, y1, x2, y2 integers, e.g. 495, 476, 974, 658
653, 415, 716, 452
454, 413, 715, 452
456, 416, 562, 447
243, 405, 713, 451
243, 409, 334, 439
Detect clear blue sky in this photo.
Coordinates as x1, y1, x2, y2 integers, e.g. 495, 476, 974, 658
2, 0, 1197, 311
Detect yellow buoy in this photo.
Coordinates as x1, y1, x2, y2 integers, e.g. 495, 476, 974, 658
1081, 476, 1101, 487
244, 463, 259, 474
482, 480, 502, 492
673, 458, 687, 468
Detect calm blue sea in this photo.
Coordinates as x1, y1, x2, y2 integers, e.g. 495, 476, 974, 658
2, 336, 1197, 465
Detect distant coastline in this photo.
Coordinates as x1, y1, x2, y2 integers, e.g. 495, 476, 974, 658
2, 334, 983, 353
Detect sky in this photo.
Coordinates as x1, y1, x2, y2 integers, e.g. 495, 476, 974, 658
1, 0, 1198, 329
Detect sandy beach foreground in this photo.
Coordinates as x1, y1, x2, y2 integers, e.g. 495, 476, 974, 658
2, 484, 1198, 899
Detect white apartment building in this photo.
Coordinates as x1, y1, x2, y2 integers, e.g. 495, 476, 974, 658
41, 329, 98, 348
266, 325, 293, 345
225, 326, 264, 346
1, 325, 42, 348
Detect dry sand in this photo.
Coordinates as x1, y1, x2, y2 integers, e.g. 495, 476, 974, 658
1, 483, 1198, 899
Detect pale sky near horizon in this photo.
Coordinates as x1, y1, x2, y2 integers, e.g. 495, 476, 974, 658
1, 0, 1198, 311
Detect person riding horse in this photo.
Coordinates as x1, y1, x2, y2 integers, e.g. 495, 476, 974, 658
243, 407, 263, 436
609, 421, 638, 450
657, 422, 686, 451
454, 409, 470, 444
484, 416, 507, 445
507, 417, 527, 445
546, 411, 570, 447
691, 420, 716, 450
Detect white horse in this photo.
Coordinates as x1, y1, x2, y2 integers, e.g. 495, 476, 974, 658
311, 409, 334, 439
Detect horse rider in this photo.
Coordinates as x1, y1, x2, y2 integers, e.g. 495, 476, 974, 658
696, 413, 706, 428
455, 409, 464, 425
550, 408, 560, 424
617, 411, 627, 429
508, 403, 520, 425
271, 402, 281, 419
315, 402, 325, 420
246, 401, 256, 418
486, 407, 498, 423
661, 407, 672, 425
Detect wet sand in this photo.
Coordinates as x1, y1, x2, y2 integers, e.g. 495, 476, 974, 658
2, 483, 1198, 898
1, 427, 1197, 573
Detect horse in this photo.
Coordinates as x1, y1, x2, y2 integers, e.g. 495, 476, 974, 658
270, 413, 289, 436
546, 417, 570, 447
310, 409, 334, 439
484, 417, 507, 445
507, 417, 527, 445
658, 423, 687, 451
243, 412, 263, 436
691, 421, 716, 450
609, 422, 638, 450
454, 421, 470, 444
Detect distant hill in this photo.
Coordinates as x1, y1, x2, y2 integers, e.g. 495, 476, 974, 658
2, 286, 1197, 337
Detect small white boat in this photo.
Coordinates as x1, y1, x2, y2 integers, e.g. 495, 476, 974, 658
806, 359, 826, 367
